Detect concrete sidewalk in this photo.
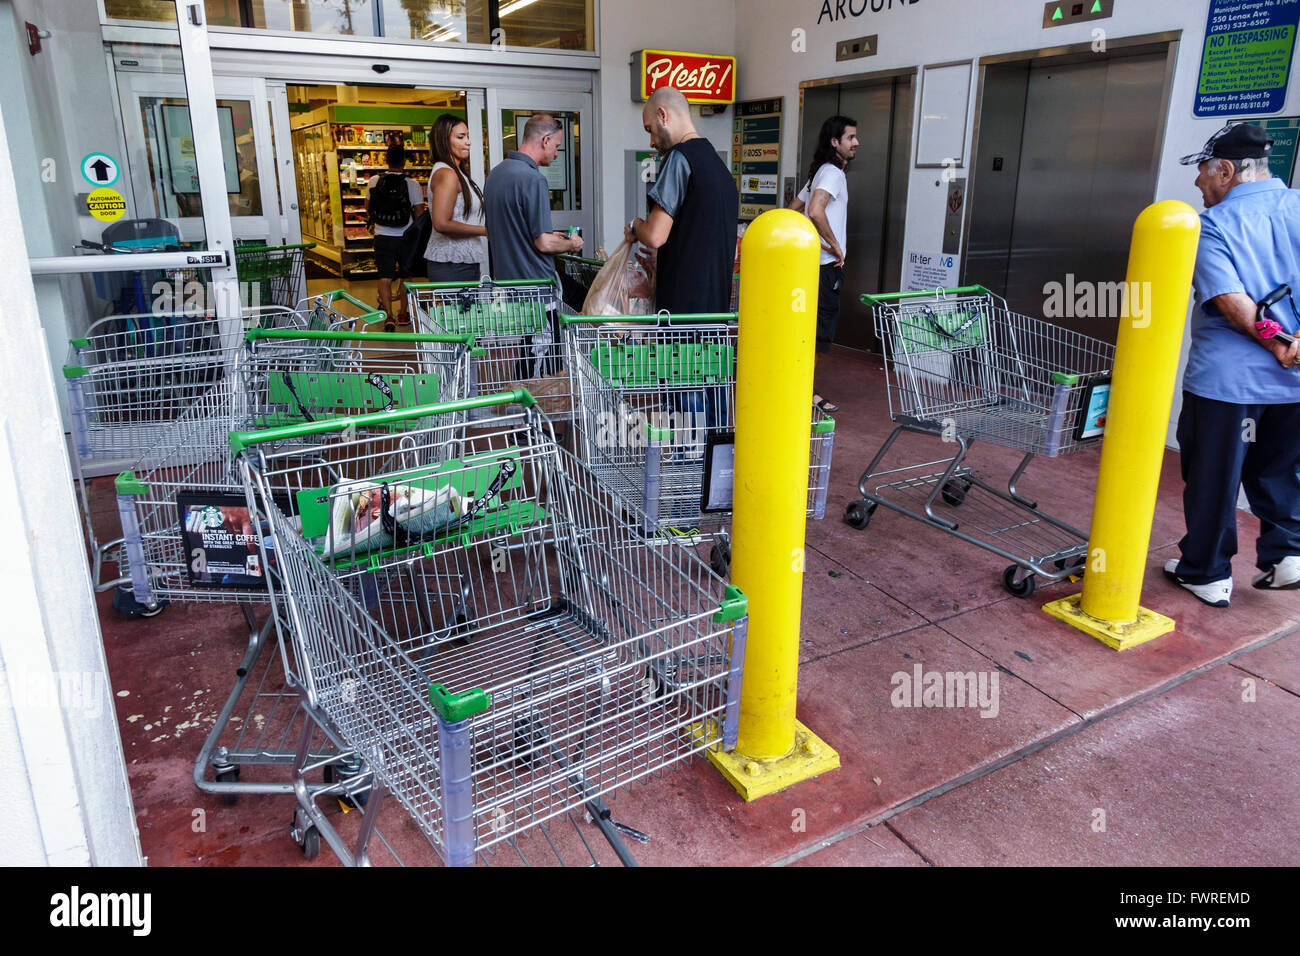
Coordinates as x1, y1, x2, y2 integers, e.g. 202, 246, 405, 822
90, 346, 1300, 866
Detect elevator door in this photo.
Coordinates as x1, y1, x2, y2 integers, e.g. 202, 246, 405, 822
966, 50, 1167, 340
799, 75, 912, 350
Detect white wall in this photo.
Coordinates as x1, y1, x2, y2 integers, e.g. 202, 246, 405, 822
597, 0, 737, 251
732, 0, 1300, 446
0, 51, 142, 865
2, 0, 125, 422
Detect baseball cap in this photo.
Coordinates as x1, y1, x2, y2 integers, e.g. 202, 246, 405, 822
1180, 124, 1274, 165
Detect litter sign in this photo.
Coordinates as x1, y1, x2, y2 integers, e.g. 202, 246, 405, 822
87, 188, 126, 222
80, 152, 119, 187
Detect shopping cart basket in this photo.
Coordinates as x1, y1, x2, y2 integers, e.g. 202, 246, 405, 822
114, 327, 477, 802
231, 390, 748, 865
408, 278, 576, 420
564, 312, 836, 576
70, 291, 388, 602
234, 241, 315, 308
846, 286, 1115, 597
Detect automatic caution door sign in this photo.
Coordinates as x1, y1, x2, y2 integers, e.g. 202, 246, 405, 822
87, 188, 127, 222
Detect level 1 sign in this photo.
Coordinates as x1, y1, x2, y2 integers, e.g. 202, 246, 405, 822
734, 97, 783, 222
1195, 0, 1300, 116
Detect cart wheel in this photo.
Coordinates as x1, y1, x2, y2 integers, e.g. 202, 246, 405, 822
215, 767, 240, 805
112, 586, 168, 619
844, 500, 876, 530
1002, 565, 1036, 598
709, 540, 731, 577
941, 478, 972, 507
301, 826, 320, 860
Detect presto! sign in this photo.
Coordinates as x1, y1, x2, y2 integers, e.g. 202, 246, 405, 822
632, 49, 736, 104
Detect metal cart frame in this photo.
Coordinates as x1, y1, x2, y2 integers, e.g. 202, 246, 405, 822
564, 312, 836, 576
231, 391, 748, 866
846, 286, 1115, 597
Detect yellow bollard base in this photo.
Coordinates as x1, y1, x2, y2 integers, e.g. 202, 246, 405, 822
703, 720, 840, 802
1042, 593, 1176, 651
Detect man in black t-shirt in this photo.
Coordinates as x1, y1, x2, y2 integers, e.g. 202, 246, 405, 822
627, 87, 739, 457
626, 87, 739, 314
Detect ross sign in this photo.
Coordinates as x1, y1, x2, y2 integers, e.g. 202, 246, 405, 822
734, 97, 782, 221
80, 152, 119, 187
177, 493, 267, 589
1195, 0, 1300, 117
902, 250, 960, 293
86, 187, 126, 222
1230, 116, 1300, 183
632, 49, 736, 104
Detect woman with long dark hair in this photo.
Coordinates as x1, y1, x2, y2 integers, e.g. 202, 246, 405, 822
424, 113, 486, 282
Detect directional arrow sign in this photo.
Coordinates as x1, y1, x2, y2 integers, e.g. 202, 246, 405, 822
81, 152, 120, 187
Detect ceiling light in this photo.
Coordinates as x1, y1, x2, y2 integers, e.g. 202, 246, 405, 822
499, 0, 540, 17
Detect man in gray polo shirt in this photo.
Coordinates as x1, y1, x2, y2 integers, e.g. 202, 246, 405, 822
484, 113, 583, 284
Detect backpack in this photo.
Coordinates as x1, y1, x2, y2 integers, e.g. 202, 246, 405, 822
369, 173, 412, 228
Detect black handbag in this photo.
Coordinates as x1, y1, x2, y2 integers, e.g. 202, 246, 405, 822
400, 209, 432, 276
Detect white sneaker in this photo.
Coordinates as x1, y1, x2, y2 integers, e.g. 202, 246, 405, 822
1163, 559, 1232, 607
1253, 555, 1300, 590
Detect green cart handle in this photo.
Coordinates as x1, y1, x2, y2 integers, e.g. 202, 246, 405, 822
244, 327, 481, 355
557, 253, 606, 268
560, 311, 737, 327
229, 388, 537, 456
860, 285, 992, 306
405, 277, 558, 292
234, 241, 318, 254
309, 289, 388, 325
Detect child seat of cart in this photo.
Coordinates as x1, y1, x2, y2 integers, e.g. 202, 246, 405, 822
256, 369, 443, 429
293, 446, 544, 568
897, 302, 987, 353
429, 287, 550, 336
588, 340, 736, 387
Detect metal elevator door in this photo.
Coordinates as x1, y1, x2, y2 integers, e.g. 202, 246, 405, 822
799, 74, 912, 350
966, 50, 1167, 341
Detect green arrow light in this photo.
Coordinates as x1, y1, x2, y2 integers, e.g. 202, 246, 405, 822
1091, 0, 1102, 12
1053, 6, 1063, 20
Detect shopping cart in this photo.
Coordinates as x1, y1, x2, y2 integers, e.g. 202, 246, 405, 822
114, 327, 477, 802
564, 312, 836, 576
233, 241, 315, 308
846, 286, 1115, 597
230, 390, 748, 866
408, 278, 576, 421
69, 291, 387, 606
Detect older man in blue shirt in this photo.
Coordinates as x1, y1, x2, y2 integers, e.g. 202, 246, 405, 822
1165, 124, 1300, 606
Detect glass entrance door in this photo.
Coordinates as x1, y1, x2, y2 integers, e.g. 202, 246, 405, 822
488, 91, 594, 244
117, 68, 282, 244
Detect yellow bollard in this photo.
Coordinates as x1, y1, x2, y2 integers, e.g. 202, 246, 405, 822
705, 208, 840, 800
1043, 200, 1201, 650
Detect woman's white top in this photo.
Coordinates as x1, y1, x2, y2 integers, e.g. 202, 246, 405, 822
424, 162, 485, 265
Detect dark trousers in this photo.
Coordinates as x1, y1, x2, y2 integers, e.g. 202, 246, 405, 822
816, 263, 843, 354
1174, 391, 1300, 582
426, 260, 480, 283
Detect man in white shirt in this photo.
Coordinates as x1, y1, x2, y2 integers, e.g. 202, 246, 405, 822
366, 142, 426, 329
789, 115, 858, 413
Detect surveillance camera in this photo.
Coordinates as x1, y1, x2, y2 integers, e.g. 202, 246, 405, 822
372, 64, 390, 74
